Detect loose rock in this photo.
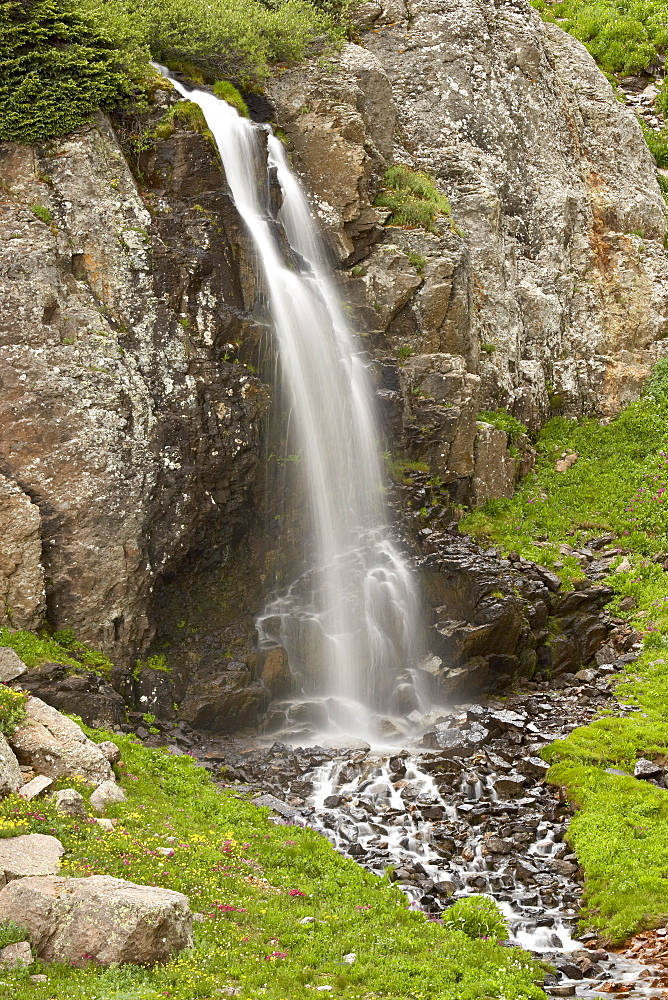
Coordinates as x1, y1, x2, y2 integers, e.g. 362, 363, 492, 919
0, 874, 193, 967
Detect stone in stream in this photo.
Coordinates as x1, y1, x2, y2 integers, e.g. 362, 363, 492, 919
492, 773, 526, 798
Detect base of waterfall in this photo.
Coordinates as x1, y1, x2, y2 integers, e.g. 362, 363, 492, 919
164, 641, 665, 999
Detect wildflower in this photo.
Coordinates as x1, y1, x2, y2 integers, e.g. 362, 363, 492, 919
265, 951, 287, 960
289, 889, 305, 897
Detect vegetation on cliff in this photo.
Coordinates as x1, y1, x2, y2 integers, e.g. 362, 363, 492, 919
462, 360, 668, 943
0, 0, 344, 142
531, 0, 668, 75
0, 725, 543, 1000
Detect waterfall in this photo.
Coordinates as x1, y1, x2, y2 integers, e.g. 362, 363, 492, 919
159, 69, 423, 738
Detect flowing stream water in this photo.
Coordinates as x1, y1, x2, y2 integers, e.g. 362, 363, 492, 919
158, 70, 422, 738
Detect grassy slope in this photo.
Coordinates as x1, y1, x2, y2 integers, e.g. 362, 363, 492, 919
460, 366, 668, 944
0, 730, 543, 1000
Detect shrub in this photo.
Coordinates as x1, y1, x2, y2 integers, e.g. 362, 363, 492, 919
0, 0, 140, 143
374, 164, 455, 232
0, 687, 27, 737
0, 0, 346, 143
213, 80, 250, 117
532, 0, 668, 75
442, 896, 508, 940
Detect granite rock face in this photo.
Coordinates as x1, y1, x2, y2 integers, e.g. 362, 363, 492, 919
0, 104, 269, 663
267, 1, 668, 502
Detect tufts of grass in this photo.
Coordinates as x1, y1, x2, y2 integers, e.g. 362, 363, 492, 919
213, 80, 250, 117
0, 728, 544, 999
374, 165, 455, 232
0, 626, 113, 678
477, 409, 528, 444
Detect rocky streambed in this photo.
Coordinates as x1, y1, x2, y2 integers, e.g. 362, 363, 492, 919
140, 630, 668, 1000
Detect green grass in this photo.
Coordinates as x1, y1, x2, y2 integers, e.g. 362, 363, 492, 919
0, 626, 113, 677
459, 360, 668, 943
0, 730, 543, 999
374, 165, 456, 233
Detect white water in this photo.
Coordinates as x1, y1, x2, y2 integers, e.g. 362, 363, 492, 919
158, 71, 422, 736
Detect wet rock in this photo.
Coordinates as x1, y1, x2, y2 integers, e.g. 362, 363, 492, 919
516, 756, 550, 780
493, 773, 527, 799
260, 646, 292, 698
484, 837, 514, 854
0, 874, 193, 967
323, 737, 371, 754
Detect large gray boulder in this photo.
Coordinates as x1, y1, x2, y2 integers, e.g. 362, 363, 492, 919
8, 697, 113, 784
0, 834, 64, 885
0, 875, 193, 967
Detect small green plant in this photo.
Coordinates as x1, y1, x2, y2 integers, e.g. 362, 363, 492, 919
30, 203, 53, 224
477, 409, 528, 443
0, 687, 27, 737
442, 896, 508, 940
397, 344, 415, 361
213, 80, 249, 118
0, 919, 29, 950
406, 250, 427, 274
480, 342, 496, 354
132, 654, 171, 680
374, 164, 455, 232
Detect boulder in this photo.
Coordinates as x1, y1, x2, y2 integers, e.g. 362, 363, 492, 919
18, 775, 53, 800
89, 779, 127, 814
0, 648, 27, 683
52, 788, 87, 819
0, 874, 193, 966
0, 733, 22, 798
96, 740, 121, 764
492, 773, 526, 799
634, 757, 663, 780
0, 834, 64, 884
9, 697, 113, 784
0, 940, 32, 967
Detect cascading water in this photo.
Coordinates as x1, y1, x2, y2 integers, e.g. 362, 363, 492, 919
158, 70, 423, 738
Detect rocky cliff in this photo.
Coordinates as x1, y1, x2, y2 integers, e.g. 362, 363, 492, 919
0, 0, 665, 725
267, 0, 668, 502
